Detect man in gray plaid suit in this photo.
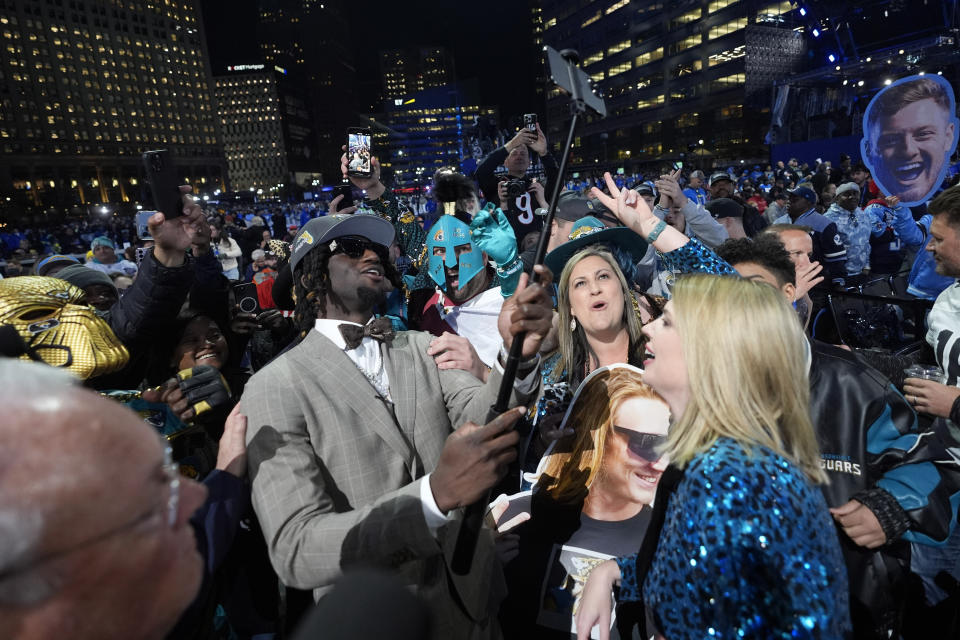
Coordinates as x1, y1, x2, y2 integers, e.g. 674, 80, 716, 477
242, 213, 553, 638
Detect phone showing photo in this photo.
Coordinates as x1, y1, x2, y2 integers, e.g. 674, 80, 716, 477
346, 127, 372, 178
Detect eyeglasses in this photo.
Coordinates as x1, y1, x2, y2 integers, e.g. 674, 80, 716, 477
329, 236, 389, 262
613, 427, 666, 462
0, 443, 181, 582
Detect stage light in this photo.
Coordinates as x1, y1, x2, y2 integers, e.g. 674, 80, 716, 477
865, 57, 872, 62
884, 79, 892, 85
938, 71, 943, 75
919, 71, 925, 75
842, 79, 848, 85
828, 54, 836, 63
799, 7, 807, 15
857, 80, 864, 87
899, 49, 905, 54
835, 65, 841, 70
812, 28, 820, 37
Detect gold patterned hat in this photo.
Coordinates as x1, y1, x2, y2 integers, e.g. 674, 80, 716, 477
0, 276, 129, 379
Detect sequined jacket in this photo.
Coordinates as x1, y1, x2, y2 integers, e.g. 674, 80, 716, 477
616, 438, 851, 639
360, 189, 427, 270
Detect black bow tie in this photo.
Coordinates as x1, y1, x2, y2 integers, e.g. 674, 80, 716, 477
338, 317, 395, 350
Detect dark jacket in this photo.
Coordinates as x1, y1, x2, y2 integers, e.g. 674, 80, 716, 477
809, 341, 960, 637
474, 146, 559, 242
90, 249, 195, 390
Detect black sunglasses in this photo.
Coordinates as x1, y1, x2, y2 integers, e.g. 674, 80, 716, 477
613, 427, 666, 462
330, 236, 388, 262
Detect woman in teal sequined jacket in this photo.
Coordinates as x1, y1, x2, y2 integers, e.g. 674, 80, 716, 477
574, 272, 851, 640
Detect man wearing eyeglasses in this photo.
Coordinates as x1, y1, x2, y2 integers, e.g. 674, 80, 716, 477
243, 212, 554, 638
0, 361, 210, 640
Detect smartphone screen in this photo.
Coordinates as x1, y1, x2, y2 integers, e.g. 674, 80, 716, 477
347, 129, 372, 177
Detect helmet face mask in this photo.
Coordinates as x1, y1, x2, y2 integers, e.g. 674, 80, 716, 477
426, 216, 483, 291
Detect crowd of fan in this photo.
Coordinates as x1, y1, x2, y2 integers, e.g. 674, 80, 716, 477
1, 121, 960, 640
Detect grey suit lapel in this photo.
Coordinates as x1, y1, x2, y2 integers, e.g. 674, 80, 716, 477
296, 331, 416, 468
383, 335, 417, 439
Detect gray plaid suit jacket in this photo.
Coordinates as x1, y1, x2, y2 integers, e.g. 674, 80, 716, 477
242, 328, 540, 638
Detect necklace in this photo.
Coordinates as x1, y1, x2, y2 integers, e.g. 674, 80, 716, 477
354, 353, 391, 401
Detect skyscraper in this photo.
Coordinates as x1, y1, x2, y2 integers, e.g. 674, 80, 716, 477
379, 47, 454, 102
0, 0, 225, 212
541, 0, 798, 171
214, 65, 322, 194
257, 0, 355, 178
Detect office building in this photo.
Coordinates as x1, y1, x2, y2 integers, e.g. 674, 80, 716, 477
380, 47, 455, 102
371, 81, 497, 188
0, 0, 226, 212
257, 0, 355, 178
541, 0, 801, 171
214, 65, 322, 194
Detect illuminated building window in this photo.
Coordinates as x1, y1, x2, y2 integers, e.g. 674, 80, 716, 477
708, 17, 748, 39
606, 0, 629, 15
708, 45, 746, 66
636, 95, 665, 110
755, 1, 792, 22
607, 40, 631, 56
668, 34, 701, 54
671, 8, 701, 28
582, 11, 601, 27
635, 48, 663, 67
608, 61, 631, 77
712, 73, 745, 90
590, 71, 605, 83
545, 17, 557, 29
708, 0, 738, 12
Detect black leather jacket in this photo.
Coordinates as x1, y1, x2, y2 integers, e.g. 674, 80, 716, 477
809, 341, 960, 637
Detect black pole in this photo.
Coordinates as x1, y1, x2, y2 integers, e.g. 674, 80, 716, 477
452, 105, 584, 576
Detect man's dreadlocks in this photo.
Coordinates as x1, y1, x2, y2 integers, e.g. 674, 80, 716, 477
293, 244, 332, 338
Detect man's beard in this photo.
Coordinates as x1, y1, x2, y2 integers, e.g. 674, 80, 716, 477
357, 285, 388, 310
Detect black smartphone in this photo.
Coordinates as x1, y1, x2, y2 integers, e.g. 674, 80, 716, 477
332, 184, 355, 210
523, 113, 538, 133
136, 210, 156, 240
233, 282, 261, 315
142, 150, 182, 220
346, 127, 372, 178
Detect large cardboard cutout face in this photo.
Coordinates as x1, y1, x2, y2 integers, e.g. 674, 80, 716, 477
861, 75, 959, 207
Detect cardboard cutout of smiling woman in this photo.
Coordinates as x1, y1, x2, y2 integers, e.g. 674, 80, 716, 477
861, 74, 960, 207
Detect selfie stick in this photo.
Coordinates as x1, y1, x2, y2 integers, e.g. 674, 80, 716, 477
452, 48, 606, 575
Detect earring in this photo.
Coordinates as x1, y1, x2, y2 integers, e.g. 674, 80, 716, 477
570, 317, 577, 331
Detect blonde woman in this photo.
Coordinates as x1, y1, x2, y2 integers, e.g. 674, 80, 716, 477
574, 275, 850, 640
496, 364, 670, 639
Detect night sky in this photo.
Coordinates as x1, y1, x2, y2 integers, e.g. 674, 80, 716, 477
200, 0, 540, 121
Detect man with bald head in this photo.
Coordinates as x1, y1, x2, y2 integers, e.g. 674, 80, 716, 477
0, 360, 209, 640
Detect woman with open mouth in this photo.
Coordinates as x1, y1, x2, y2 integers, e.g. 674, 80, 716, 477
573, 272, 850, 640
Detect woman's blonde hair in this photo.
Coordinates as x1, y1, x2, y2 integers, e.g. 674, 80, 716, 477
538, 365, 664, 504
554, 247, 643, 386
665, 274, 826, 484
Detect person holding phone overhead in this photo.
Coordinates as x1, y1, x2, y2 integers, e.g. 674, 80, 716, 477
474, 119, 559, 242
